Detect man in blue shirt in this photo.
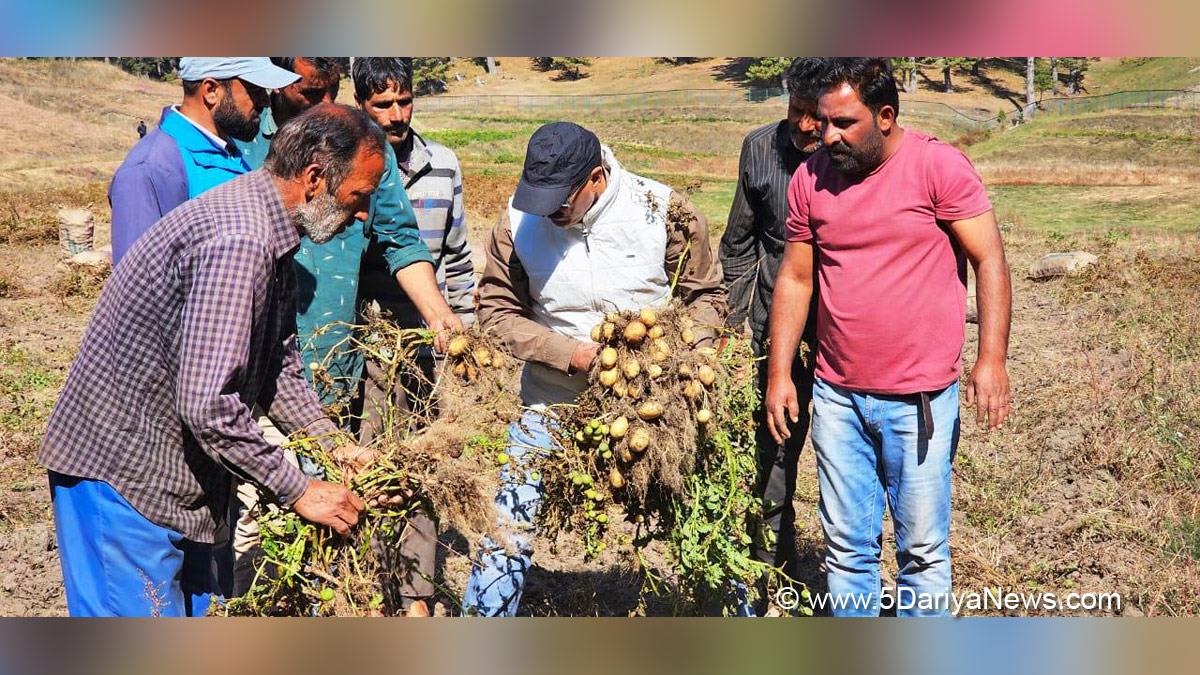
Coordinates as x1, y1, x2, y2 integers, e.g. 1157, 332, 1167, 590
108, 58, 300, 265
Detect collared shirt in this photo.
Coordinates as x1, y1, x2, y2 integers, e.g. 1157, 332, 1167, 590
360, 130, 476, 330
109, 106, 251, 265
169, 104, 238, 153
718, 120, 815, 352
39, 170, 335, 543
235, 115, 433, 405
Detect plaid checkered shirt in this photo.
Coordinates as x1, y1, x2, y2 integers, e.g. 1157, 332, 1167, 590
39, 170, 336, 543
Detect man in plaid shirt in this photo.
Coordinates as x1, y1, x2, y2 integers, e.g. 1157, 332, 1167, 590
38, 104, 383, 617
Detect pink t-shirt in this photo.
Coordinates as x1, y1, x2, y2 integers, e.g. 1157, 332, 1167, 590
786, 129, 992, 394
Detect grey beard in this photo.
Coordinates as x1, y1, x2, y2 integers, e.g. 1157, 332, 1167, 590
292, 191, 351, 244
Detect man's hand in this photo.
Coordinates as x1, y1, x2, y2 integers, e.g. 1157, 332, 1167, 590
570, 341, 600, 373
292, 479, 366, 536
966, 357, 1010, 431
765, 372, 800, 445
427, 312, 465, 353
331, 443, 377, 480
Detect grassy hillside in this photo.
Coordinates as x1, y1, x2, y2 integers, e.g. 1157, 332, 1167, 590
0, 59, 175, 193
1087, 57, 1200, 94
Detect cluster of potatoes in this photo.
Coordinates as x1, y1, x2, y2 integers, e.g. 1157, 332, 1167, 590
583, 308, 720, 489
446, 334, 506, 383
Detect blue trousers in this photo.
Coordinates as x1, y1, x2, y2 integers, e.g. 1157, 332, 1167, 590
810, 379, 961, 617
463, 410, 553, 616
49, 472, 217, 617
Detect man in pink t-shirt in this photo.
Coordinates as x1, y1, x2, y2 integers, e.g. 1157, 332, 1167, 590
765, 59, 1012, 617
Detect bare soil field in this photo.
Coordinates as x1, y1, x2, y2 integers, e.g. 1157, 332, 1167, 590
2, 218, 1196, 616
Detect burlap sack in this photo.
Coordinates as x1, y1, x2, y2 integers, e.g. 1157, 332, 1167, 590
1028, 251, 1098, 280
57, 207, 95, 256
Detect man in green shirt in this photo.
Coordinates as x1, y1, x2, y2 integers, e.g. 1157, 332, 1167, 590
230, 57, 463, 598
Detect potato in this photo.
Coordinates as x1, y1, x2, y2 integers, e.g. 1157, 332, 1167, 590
696, 408, 713, 424
629, 427, 651, 453
678, 364, 693, 378
647, 363, 664, 379
447, 335, 470, 357
647, 325, 665, 340
613, 380, 629, 398
639, 308, 658, 327
681, 328, 696, 345
465, 364, 478, 382
599, 368, 620, 387
602, 322, 616, 340
491, 351, 506, 369
610, 416, 630, 438
599, 347, 619, 368
622, 360, 641, 379
649, 339, 671, 362
473, 347, 493, 368
591, 324, 603, 343
609, 467, 626, 489
637, 401, 664, 421
620, 447, 635, 463
697, 365, 716, 386
453, 362, 467, 378
683, 380, 703, 400
623, 320, 648, 345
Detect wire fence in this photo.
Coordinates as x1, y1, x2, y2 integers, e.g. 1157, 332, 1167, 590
419, 86, 1200, 132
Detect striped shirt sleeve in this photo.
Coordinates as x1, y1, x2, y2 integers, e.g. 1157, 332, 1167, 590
441, 156, 477, 321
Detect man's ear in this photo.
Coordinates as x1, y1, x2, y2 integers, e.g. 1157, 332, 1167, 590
300, 163, 325, 200
589, 164, 605, 184
877, 105, 897, 133
201, 78, 223, 107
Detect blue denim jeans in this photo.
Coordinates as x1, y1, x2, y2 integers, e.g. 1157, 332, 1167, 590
810, 378, 960, 617
463, 410, 554, 616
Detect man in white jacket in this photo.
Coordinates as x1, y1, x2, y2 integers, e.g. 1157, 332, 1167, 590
468, 122, 726, 615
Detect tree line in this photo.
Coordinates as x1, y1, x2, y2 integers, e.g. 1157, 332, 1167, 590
62, 56, 1095, 106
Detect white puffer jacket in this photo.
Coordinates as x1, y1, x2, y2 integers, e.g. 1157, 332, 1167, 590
508, 146, 674, 406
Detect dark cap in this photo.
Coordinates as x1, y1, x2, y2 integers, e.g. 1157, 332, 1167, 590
513, 122, 602, 216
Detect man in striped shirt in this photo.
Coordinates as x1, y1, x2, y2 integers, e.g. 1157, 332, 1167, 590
352, 58, 477, 616
718, 58, 826, 613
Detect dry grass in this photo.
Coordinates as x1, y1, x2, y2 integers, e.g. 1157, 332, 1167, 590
981, 163, 1200, 186
46, 264, 109, 299
0, 183, 110, 246
0, 59, 173, 193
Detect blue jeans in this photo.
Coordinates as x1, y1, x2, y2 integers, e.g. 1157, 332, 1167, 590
810, 378, 960, 617
463, 410, 553, 616
49, 472, 217, 617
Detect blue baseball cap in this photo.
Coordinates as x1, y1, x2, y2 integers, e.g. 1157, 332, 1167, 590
178, 57, 300, 89
514, 122, 602, 217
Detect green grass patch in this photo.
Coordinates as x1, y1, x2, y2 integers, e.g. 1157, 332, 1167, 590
421, 128, 524, 146
610, 142, 719, 160
0, 346, 63, 432
990, 185, 1200, 235
1167, 515, 1200, 561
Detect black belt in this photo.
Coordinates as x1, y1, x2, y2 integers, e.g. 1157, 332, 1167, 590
918, 392, 935, 441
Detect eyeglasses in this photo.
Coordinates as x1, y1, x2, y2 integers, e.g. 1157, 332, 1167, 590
556, 180, 589, 213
